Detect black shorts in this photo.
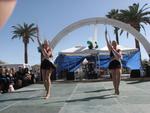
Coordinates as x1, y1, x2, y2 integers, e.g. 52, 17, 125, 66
41, 59, 56, 70
108, 60, 121, 69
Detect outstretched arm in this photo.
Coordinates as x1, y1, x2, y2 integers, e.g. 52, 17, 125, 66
36, 26, 42, 47
36, 26, 46, 57
105, 30, 112, 51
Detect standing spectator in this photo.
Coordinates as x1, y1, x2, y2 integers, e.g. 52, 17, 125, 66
15, 67, 24, 88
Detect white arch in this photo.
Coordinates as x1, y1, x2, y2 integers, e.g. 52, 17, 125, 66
50, 17, 150, 56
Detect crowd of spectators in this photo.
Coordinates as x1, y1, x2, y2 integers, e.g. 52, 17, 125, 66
0, 66, 35, 94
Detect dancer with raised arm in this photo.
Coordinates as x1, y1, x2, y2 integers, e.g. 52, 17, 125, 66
105, 29, 122, 95
36, 27, 55, 99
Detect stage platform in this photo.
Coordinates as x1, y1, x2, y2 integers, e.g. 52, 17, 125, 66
0, 80, 150, 113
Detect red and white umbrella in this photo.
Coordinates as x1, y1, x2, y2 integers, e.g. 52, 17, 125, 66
0, 0, 16, 28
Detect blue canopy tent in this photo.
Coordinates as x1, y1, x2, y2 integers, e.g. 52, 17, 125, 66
54, 55, 84, 73
96, 50, 141, 70
54, 46, 141, 77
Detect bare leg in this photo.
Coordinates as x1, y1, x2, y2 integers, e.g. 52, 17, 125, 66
41, 70, 46, 88
41, 69, 47, 91
44, 69, 52, 99
116, 69, 121, 95
110, 70, 117, 94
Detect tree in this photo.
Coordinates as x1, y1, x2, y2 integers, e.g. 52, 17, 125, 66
12, 23, 37, 64
119, 3, 150, 49
106, 9, 120, 44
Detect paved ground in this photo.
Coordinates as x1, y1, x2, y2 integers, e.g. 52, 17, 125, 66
0, 80, 150, 113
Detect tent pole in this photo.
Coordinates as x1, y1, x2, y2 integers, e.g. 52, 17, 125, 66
97, 52, 100, 78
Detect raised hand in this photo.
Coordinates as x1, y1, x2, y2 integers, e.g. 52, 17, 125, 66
36, 25, 42, 47
105, 30, 112, 51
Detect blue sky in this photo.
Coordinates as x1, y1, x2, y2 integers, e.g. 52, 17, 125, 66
0, 0, 150, 65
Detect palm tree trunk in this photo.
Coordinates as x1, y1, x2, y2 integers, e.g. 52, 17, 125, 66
131, 23, 140, 50
114, 27, 119, 44
40, 52, 42, 81
133, 24, 142, 71
24, 43, 28, 64
135, 39, 140, 50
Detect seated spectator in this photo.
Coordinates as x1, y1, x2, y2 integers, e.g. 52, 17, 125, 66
0, 67, 8, 93
22, 68, 32, 86
0, 67, 4, 93
30, 70, 36, 84
11, 67, 17, 86
7, 68, 15, 92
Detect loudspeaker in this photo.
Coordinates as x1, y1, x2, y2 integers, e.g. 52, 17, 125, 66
66, 72, 74, 80
130, 70, 140, 78
145, 66, 150, 77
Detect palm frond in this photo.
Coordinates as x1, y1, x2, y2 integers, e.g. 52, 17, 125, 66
126, 32, 129, 38
11, 35, 18, 39
30, 37, 34, 42
140, 24, 146, 35
141, 17, 150, 24
139, 3, 149, 13
28, 23, 35, 29
11, 23, 37, 42
120, 29, 124, 36
140, 12, 150, 17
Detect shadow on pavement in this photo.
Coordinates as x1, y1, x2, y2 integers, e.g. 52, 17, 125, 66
126, 80, 150, 84
0, 96, 41, 102
66, 94, 116, 103
84, 88, 113, 93
12, 89, 42, 93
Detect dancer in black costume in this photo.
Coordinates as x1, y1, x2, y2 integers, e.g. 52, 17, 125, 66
37, 29, 55, 99
105, 31, 122, 95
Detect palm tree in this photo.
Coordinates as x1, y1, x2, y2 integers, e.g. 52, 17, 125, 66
119, 3, 150, 49
12, 23, 37, 64
106, 9, 120, 44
